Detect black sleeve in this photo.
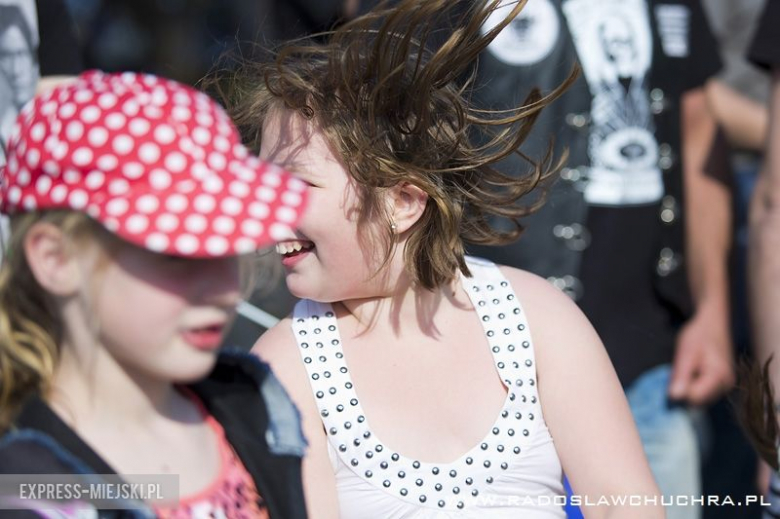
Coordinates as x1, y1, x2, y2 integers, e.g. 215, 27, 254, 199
748, 0, 780, 70
681, 0, 722, 91
35, 0, 83, 76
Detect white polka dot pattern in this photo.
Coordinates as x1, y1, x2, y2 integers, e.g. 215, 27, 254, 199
291, 257, 547, 512
0, 70, 308, 257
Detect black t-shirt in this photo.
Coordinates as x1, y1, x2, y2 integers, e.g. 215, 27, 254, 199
37, 0, 83, 76
465, 0, 720, 387
748, 0, 780, 70
578, 0, 721, 387
579, 206, 680, 386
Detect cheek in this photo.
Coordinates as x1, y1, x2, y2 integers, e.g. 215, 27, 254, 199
305, 192, 345, 228
91, 270, 218, 382
319, 232, 384, 294
94, 267, 184, 343
314, 224, 361, 271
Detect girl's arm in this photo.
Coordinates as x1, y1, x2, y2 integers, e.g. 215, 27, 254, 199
500, 267, 664, 519
252, 320, 341, 519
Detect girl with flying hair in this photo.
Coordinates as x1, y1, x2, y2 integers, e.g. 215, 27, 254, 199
233, 0, 664, 517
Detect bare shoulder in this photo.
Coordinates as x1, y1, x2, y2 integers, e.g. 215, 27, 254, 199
496, 265, 605, 370
496, 266, 567, 306
496, 266, 594, 337
251, 317, 316, 415
252, 316, 297, 366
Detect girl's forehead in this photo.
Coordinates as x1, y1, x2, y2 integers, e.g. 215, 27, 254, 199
261, 111, 338, 169
262, 108, 318, 144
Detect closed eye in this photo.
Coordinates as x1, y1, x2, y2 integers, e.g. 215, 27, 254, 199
291, 173, 320, 188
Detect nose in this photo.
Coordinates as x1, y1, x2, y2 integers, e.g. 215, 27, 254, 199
191, 256, 242, 307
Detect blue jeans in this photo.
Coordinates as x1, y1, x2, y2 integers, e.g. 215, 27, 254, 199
627, 364, 701, 519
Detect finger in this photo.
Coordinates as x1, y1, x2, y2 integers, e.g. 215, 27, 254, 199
669, 350, 698, 399
686, 368, 729, 405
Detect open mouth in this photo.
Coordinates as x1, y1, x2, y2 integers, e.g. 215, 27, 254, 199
275, 240, 315, 258
181, 323, 225, 350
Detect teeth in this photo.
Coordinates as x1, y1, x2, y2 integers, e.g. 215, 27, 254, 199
275, 240, 313, 255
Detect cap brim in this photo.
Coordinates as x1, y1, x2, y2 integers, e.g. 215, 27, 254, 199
92, 158, 307, 258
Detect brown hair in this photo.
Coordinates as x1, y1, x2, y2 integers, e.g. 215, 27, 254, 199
222, 0, 577, 290
0, 211, 97, 431
737, 357, 779, 470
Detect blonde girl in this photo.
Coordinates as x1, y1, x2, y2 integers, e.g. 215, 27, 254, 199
0, 70, 308, 518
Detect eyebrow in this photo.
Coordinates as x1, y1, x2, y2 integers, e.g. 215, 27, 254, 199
281, 162, 320, 183
266, 155, 306, 173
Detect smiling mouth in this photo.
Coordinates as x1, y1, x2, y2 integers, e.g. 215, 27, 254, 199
275, 240, 315, 258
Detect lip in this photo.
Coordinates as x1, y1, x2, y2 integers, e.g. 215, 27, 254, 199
280, 248, 312, 268
181, 324, 225, 351
276, 238, 315, 268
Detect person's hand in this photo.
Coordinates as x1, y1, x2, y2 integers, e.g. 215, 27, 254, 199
668, 309, 735, 405
343, 0, 360, 18
757, 458, 773, 496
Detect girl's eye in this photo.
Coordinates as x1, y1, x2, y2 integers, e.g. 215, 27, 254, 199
291, 172, 318, 188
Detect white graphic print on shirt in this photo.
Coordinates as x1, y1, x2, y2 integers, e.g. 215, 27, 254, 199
482, 0, 561, 66
654, 4, 690, 58
0, 0, 39, 164
563, 0, 664, 206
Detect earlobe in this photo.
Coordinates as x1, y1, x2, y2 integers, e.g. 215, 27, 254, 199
24, 223, 84, 297
391, 182, 429, 234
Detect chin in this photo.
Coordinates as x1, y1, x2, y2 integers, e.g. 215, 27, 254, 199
285, 274, 316, 300
166, 355, 219, 384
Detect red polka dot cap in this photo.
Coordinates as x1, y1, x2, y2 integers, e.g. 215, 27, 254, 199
0, 70, 307, 257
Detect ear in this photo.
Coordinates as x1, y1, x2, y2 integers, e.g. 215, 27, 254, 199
388, 182, 429, 234
23, 222, 85, 297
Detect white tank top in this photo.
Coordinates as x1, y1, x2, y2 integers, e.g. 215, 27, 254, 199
291, 257, 566, 518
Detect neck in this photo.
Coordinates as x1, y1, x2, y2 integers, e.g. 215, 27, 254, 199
49, 339, 181, 429
340, 269, 462, 339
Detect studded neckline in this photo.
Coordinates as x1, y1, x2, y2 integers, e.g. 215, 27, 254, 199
291, 257, 544, 511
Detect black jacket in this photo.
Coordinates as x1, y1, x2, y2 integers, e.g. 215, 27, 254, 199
0, 349, 308, 519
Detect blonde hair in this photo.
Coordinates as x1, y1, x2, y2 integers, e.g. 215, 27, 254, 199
0, 211, 97, 431
220, 0, 577, 290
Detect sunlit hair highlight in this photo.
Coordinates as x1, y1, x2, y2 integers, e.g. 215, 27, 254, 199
221, 0, 577, 289
0, 211, 99, 431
